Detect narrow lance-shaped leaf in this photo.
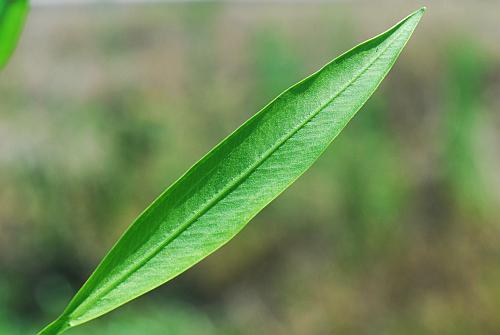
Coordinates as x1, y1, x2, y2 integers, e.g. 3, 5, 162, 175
0, 0, 29, 70
38, 8, 425, 335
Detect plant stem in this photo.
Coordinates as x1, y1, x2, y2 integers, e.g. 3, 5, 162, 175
36, 317, 71, 335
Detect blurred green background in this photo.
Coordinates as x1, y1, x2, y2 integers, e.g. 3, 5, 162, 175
1, 1, 500, 334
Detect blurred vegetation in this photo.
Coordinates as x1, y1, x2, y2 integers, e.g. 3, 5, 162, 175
1, 2, 500, 335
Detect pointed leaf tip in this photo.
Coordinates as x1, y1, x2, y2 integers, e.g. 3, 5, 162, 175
413, 6, 426, 19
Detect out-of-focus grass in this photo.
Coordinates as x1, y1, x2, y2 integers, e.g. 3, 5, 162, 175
441, 40, 492, 213
1, 2, 500, 334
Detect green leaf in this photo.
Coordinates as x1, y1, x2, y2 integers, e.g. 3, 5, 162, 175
0, 0, 28, 70
37, 8, 425, 335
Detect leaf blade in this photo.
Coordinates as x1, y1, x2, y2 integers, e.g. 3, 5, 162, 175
38, 7, 425, 335
0, 0, 29, 70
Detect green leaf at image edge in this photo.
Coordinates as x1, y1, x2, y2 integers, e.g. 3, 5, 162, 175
0, 0, 29, 70
37, 7, 425, 335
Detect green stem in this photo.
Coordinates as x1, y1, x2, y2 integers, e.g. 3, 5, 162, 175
37, 317, 71, 335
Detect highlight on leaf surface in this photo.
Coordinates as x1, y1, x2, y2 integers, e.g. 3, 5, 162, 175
0, 0, 29, 70
37, 7, 425, 335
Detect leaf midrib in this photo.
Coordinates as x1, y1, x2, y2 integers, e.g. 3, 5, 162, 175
70, 29, 403, 323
